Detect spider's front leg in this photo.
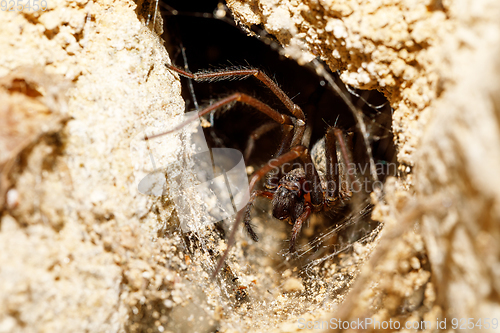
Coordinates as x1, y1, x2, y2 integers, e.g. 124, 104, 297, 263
288, 204, 312, 253
285, 150, 324, 252
242, 190, 273, 241
213, 146, 306, 277
324, 126, 359, 208
243, 122, 295, 239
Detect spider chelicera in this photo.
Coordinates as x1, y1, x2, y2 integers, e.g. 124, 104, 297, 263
149, 63, 360, 276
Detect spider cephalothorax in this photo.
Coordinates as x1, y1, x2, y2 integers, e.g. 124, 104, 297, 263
152, 63, 360, 276
272, 168, 306, 222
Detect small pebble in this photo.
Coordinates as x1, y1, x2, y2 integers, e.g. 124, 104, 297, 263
282, 277, 304, 292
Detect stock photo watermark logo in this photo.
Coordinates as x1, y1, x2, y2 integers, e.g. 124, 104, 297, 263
134, 111, 250, 231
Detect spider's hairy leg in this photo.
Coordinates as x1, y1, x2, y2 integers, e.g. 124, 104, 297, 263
289, 204, 312, 253
146, 92, 293, 140
265, 124, 294, 190
325, 127, 340, 204
166, 64, 306, 121
243, 190, 274, 241
333, 128, 360, 193
301, 150, 324, 209
212, 145, 306, 278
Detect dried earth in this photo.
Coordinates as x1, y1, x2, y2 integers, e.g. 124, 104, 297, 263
1, 0, 500, 332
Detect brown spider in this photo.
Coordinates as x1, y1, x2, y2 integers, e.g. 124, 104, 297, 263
150, 63, 360, 277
